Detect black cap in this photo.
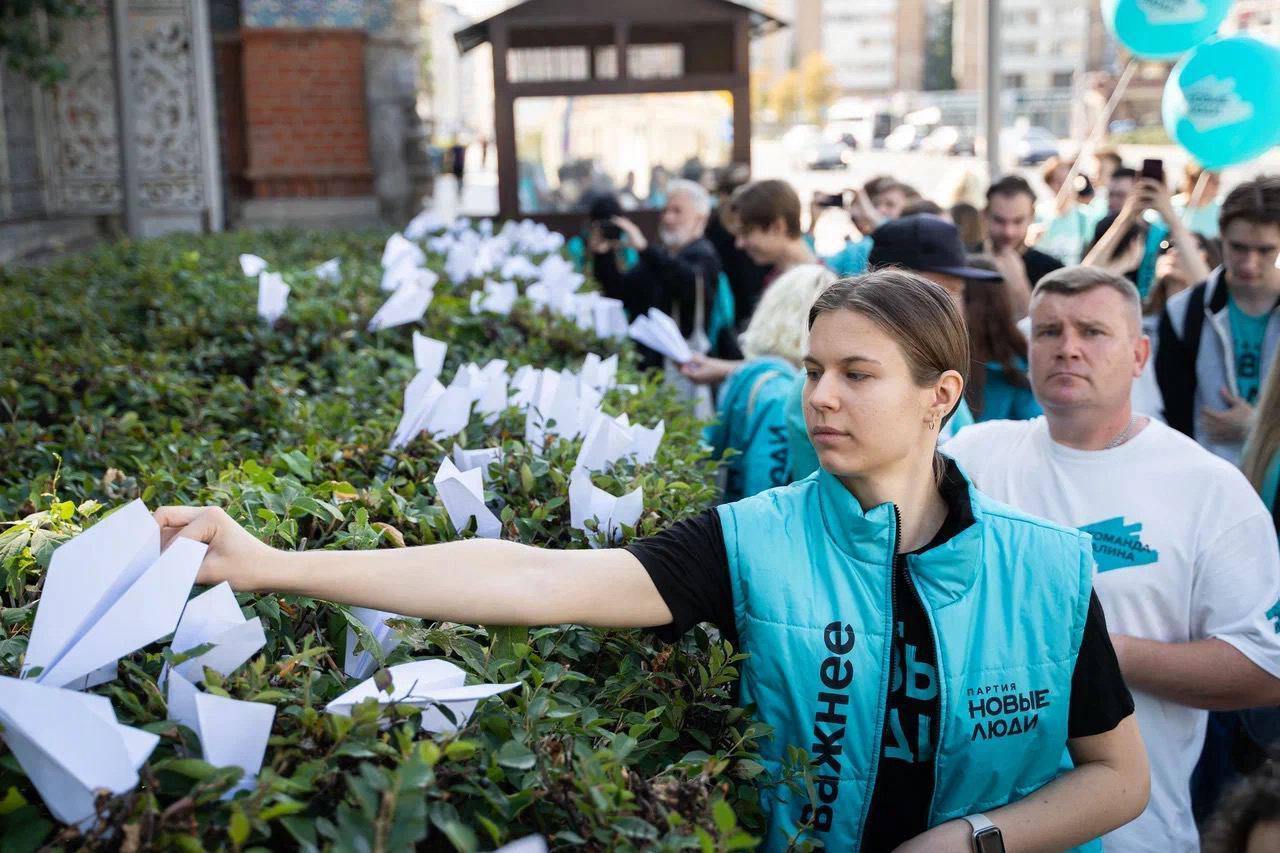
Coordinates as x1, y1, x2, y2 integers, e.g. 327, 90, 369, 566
868, 214, 1002, 280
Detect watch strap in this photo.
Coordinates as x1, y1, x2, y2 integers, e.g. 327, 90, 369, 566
963, 813, 995, 834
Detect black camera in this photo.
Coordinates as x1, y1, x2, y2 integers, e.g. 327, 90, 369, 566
596, 220, 623, 241
814, 191, 847, 209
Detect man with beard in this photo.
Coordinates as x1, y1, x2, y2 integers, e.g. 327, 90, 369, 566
590, 178, 730, 366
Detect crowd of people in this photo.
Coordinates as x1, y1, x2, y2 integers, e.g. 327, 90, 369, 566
158, 152, 1280, 851
574, 155, 1280, 851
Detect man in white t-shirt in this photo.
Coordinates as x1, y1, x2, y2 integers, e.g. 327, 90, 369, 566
945, 266, 1280, 853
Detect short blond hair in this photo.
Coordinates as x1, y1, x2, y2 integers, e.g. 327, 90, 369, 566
739, 264, 836, 364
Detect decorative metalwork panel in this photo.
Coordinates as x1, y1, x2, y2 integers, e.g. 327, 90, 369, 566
0, 64, 47, 219
43, 0, 210, 214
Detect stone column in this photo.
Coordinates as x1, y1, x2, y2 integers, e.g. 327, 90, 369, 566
364, 0, 428, 225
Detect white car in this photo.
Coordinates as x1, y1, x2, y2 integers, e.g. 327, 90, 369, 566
1007, 126, 1059, 165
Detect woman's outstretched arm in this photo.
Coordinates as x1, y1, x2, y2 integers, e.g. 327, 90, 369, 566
154, 506, 676, 628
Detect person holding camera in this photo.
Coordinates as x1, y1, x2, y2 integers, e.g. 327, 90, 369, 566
589, 179, 732, 366
1082, 163, 1210, 302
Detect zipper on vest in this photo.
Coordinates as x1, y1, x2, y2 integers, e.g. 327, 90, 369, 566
854, 503, 902, 844
905, 560, 946, 825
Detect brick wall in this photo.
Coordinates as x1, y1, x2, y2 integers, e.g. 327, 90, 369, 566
240, 29, 373, 198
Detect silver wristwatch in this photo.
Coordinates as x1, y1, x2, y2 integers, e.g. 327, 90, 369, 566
963, 813, 1005, 853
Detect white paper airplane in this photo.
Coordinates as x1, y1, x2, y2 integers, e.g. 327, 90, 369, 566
404, 209, 446, 241
167, 671, 274, 799
257, 271, 290, 325
592, 297, 630, 340
368, 281, 434, 332
23, 500, 205, 690
434, 458, 502, 539
470, 279, 519, 316
344, 607, 406, 680
325, 659, 519, 733
167, 582, 266, 684
569, 472, 643, 547
451, 444, 502, 483
312, 258, 341, 283
382, 232, 426, 271
629, 308, 693, 364
579, 353, 619, 393
0, 676, 159, 826
412, 332, 447, 380
500, 255, 541, 280
239, 254, 268, 277
575, 413, 636, 473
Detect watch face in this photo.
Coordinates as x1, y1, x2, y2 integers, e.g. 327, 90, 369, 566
975, 827, 1005, 853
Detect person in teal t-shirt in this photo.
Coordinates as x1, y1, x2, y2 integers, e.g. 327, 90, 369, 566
1229, 296, 1272, 404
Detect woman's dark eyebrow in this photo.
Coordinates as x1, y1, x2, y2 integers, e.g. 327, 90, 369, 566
839, 355, 882, 366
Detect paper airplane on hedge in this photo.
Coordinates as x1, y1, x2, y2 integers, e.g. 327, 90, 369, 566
496, 837, 548, 853
469, 279, 519, 316
412, 332, 447, 380
451, 444, 501, 483
579, 353, 619, 394
344, 607, 406, 680
167, 582, 266, 685
0, 676, 159, 826
239, 253, 269, 277
257, 272, 290, 325
382, 232, 426, 271
573, 413, 662, 473
22, 500, 205, 690
166, 671, 274, 799
325, 659, 519, 733
404, 209, 446, 241
592, 296, 630, 340
569, 472, 643, 547
524, 369, 603, 451
390, 370, 474, 449
500, 254, 540, 280
312, 258, 342, 283
434, 458, 501, 538
369, 280, 434, 332
628, 308, 693, 364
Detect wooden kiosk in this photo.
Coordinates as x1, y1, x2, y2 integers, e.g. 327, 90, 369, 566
454, 0, 784, 234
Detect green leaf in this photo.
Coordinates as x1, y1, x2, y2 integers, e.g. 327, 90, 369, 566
444, 740, 478, 761
712, 799, 736, 834
0, 787, 28, 816
162, 758, 219, 780
495, 740, 536, 770
229, 807, 251, 846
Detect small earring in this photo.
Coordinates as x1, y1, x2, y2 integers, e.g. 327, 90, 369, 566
930, 414, 940, 431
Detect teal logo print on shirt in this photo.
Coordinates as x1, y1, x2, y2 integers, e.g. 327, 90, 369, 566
1079, 517, 1160, 572
1267, 601, 1280, 634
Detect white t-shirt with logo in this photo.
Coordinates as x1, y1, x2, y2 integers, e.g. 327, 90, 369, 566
944, 417, 1280, 853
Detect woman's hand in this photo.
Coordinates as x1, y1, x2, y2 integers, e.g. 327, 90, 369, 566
612, 216, 647, 252
1135, 177, 1177, 226
154, 506, 282, 592
587, 223, 615, 255
679, 354, 740, 385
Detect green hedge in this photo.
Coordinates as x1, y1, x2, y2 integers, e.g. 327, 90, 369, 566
0, 230, 802, 851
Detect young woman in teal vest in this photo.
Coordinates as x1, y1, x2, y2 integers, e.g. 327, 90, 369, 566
156, 272, 1149, 852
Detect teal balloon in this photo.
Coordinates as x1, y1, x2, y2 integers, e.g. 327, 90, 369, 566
1163, 36, 1280, 170
1103, 0, 1232, 59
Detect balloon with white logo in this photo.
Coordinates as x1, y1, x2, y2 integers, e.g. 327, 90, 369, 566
1102, 0, 1232, 59
1162, 36, 1280, 171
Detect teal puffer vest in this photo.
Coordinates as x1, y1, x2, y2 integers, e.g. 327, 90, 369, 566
716, 466, 1096, 851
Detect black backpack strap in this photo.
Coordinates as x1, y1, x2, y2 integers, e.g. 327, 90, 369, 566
1184, 282, 1209, 377
1156, 281, 1209, 437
